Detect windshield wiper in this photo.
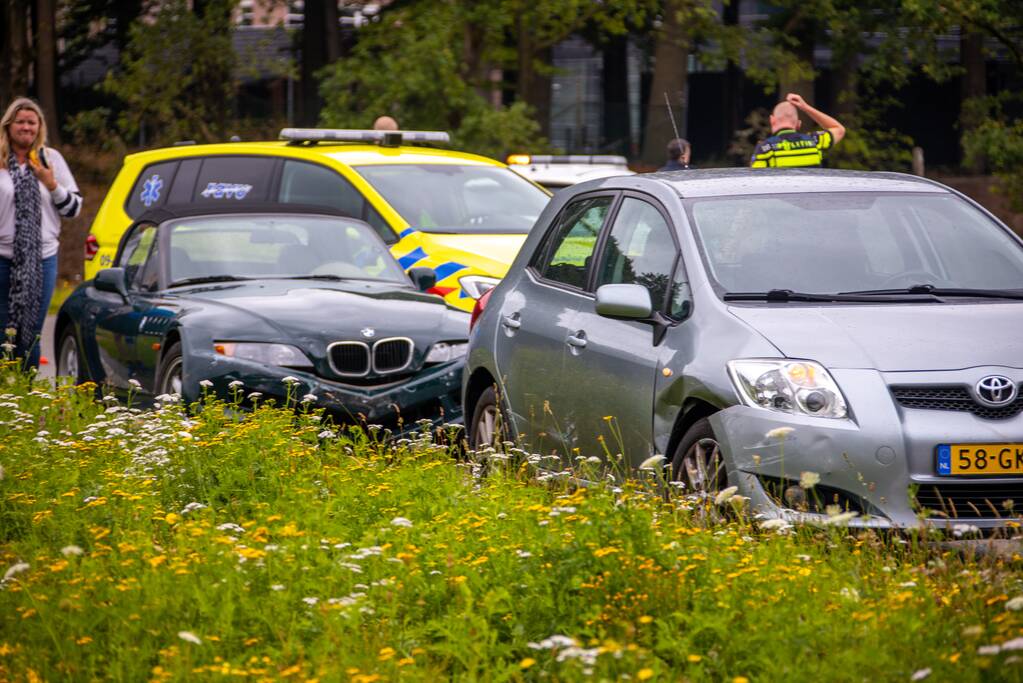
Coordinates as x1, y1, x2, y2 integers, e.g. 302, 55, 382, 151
723, 289, 934, 303
168, 275, 253, 288
839, 284, 1023, 300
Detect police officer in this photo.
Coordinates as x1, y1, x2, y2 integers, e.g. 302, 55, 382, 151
659, 138, 691, 171
750, 93, 845, 168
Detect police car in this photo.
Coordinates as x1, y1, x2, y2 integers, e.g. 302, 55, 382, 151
505, 154, 635, 191
84, 129, 552, 311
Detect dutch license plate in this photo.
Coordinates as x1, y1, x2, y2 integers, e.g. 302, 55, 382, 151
937, 444, 1023, 476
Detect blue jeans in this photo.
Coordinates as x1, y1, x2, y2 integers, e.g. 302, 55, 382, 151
0, 254, 58, 369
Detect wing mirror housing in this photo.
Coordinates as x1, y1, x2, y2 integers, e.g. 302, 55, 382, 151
595, 284, 653, 319
94, 268, 128, 299
409, 267, 437, 292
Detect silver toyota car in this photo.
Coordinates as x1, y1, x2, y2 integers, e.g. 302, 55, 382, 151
462, 169, 1023, 530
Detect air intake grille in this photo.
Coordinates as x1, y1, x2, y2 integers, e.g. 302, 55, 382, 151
374, 338, 413, 373
328, 342, 370, 376
913, 482, 1023, 519
890, 385, 1023, 420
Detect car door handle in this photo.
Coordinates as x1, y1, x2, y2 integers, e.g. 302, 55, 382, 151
566, 332, 587, 349
501, 314, 521, 330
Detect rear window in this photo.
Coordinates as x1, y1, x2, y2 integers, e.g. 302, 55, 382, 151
126, 161, 179, 217
191, 156, 275, 205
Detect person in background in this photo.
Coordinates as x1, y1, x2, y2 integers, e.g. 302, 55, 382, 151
373, 116, 399, 131
750, 93, 846, 168
659, 138, 691, 171
0, 97, 82, 369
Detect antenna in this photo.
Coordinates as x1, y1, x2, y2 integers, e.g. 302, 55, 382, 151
664, 91, 682, 141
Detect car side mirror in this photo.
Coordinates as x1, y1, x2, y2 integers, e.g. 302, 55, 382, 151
595, 283, 653, 319
94, 267, 128, 299
409, 267, 437, 292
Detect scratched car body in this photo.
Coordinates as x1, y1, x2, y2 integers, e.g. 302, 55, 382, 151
57, 205, 468, 431
464, 168, 1023, 530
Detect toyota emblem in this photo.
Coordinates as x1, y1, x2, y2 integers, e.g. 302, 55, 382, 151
361, 327, 376, 339
975, 375, 1018, 407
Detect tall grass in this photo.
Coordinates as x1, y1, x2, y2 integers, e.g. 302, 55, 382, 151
0, 362, 1021, 681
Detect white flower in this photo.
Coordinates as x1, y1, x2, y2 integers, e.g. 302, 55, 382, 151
199, 379, 214, 388
911, 668, 931, 681
271, 584, 285, 591
839, 587, 860, 601
1006, 596, 1023, 611
760, 518, 791, 531
765, 426, 795, 440
799, 471, 820, 489
637, 454, 666, 471
714, 485, 739, 505
3, 562, 30, 582
177, 631, 202, 645
0, 464, 4, 481
216, 523, 245, 535
302, 597, 318, 605
390, 517, 413, 528
528, 635, 578, 650
825, 511, 858, 526
952, 523, 980, 538
247, 392, 262, 400
128, 379, 142, 389
228, 380, 244, 389
282, 376, 300, 385
1001, 637, 1023, 651
977, 645, 1001, 656
516, 550, 532, 558
301, 394, 318, 403
61, 545, 84, 557
318, 430, 337, 439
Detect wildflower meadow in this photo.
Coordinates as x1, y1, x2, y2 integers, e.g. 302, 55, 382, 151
1, 361, 1023, 681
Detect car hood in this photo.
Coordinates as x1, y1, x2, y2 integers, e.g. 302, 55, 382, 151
178, 279, 469, 343
408, 232, 529, 279
727, 302, 1023, 371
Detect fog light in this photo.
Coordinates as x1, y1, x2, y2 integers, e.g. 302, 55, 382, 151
803, 391, 827, 412
784, 485, 806, 508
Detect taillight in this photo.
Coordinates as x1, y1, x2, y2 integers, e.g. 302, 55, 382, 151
84, 234, 99, 260
470, 287, 494, 333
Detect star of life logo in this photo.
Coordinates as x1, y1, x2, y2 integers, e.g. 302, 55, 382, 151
200, 182, 253, 200
141, 175, 163, 207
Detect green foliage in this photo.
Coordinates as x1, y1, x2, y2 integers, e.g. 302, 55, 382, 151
101, 0, 237, 146
2, 365, 1023, 679
962, 94, 1023, 211
319, 1, 545, 159
828, 124, 916, 172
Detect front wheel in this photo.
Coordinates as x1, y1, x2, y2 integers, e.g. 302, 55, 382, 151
468, 386, 507, 450
56, 327, 86, 384
156, 341, 184, 397
671, 417, 728, 496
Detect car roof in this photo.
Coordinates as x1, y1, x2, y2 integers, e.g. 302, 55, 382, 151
134, 202, 362, 225
124, 141, 504, 168
511, 163, 635, 187
628, 168, 950, 198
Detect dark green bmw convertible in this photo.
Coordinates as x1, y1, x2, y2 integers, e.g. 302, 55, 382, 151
54, 205, 469, 430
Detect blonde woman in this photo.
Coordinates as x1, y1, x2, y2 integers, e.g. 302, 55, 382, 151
0, 97, 82, 369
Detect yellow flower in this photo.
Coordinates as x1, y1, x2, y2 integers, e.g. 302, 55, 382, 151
165, 513, 181, 525
637, 669, 654, 681
733, 677, 750, 683
687, 654, 702, 663
76, 636, 92, 645
520, 658, 536, 669
638, 615, 654, 624
378, 647, 396, 661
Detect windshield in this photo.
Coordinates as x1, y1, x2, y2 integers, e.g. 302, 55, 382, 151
687, 192, 1023, 295
355, 164, 550, 234
166, 215, 408, 284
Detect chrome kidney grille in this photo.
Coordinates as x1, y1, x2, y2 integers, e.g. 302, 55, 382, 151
327, 338, 414, 377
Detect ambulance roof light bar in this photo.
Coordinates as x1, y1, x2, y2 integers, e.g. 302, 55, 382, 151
280, 128, 451, 147
506, 154, 629, 167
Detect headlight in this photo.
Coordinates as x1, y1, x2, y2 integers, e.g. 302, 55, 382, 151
727, 359, 848, 418
459, 275, 500, 299
215, 342, 313, 368
425, 341, 468, 363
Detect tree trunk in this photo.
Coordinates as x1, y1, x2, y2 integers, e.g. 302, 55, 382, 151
778, 20, 815, 107
36, 0, 59, 144
960, 30, 986, 173
3, 0, 30, 101
516, 16, 551, 137
641, 0, 689, 165
832, 51, 857, 122
300, 0, 327, 126
720, 0, 742, 156
602, 35, 629, 155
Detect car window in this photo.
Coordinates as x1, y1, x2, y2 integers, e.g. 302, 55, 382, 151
191, 156, 274, 205
126, 162, 179, 218
167, 158, 202, 204
166, 215, 407, 284
136, 235, 161, 292
537, 196, 613, 289
119, 224, 157, 287
595, 197, 678, 311
355, 164, 549, 234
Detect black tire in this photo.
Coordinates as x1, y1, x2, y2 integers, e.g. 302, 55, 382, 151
55, 326, 87, 384
156, 342, 184, 397
671, 417, 728, 495
467, 386, 507, 450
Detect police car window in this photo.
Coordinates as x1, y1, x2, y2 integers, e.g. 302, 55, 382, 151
596, 198, 678, 311
126, 162, 179, 218
192, 156, 273, 204
538, 196, 612, 289
168, 159, 202, 204
120, 224, 157, 287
